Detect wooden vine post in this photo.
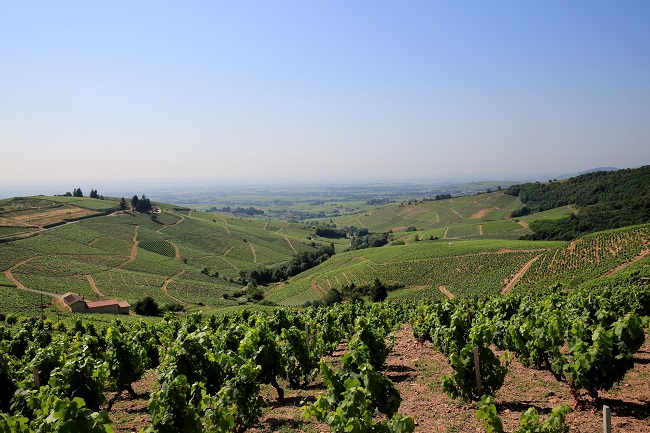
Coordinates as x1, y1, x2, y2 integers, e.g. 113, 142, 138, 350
473, 346, 482, 397
603, 405, 611, 433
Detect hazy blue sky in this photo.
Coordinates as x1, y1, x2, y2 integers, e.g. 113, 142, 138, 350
2, 1, 649, 188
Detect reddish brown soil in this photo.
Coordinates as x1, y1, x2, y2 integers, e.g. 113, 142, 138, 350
107, 325, 650, 433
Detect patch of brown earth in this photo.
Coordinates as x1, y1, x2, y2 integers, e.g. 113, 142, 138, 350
469, 208, 492, 220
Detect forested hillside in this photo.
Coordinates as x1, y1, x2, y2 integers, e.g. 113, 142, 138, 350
506, 165, 650, 240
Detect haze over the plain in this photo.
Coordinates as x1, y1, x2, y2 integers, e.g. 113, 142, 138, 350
2, 1, 649, 187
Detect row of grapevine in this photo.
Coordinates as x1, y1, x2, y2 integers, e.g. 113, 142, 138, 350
0, 302, 408, 432
410, 283, 648, 409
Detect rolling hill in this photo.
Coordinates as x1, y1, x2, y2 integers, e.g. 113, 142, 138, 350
0, 196, 320, 315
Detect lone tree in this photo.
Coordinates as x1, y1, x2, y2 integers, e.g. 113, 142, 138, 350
72, 188, 83, 197
89, 189, 99, 199
119, 197, 127, 210
133, 296, 160, 316
370, 278, 388, 302
131, 195, 140, 210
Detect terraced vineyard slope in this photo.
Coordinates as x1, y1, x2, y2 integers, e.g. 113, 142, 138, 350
0, 197, 320, 314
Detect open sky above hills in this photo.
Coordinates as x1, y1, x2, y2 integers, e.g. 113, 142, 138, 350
2, 1, 649, 189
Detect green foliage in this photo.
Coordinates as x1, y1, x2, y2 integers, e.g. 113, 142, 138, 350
6, 388, 113, 433
507, 166, 650, 240
441, 322, 509, 402
564, 313, 645, 398
104, 323, 146, 405
280, 326, 318, 388
133, 297, 161, 317
47, 336, 108, 412
304, 358, 412, 433
348, 316, 394, 370
476, 396, 571, 433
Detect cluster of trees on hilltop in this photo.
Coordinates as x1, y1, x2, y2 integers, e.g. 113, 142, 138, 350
130, 195, 153, 213
507, 166, 650, 240
245, 243, 335, 286
63, 188, 102, 199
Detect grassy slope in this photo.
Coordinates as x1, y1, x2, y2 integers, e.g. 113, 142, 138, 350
331, 192, 527, 238
3, 194, 649, 316
266, 224, 650, 306
0, 198, 323, 314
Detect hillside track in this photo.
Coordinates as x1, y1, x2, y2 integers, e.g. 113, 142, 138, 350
85, 274, 105, 298
170, 242, 181, 260
161, 269, 188, 305
501, 253, 544, 294
156, 211, 185, 232
215, 216, 232, 235
118, 226, 139, 268
310, 277, 326, 299
284, 236, 298, 253
247, 241, 259, 264
438, 285, 455, 299
4, 260, 63, 300
600, 249, 650, 278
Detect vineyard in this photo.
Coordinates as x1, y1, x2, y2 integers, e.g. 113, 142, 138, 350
0, 199, 321, 313
0, 282, 648, 432
331, 192, 527, 238
265, 224, 650, 306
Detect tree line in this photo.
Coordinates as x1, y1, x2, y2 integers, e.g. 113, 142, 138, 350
506, 166, 650, 240
245, 243, 335, 286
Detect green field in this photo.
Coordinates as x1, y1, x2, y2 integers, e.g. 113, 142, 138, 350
0, 197, 326, 314
264, 224, 650, 306
1, 193, 649, 317
331, 192, 527, 238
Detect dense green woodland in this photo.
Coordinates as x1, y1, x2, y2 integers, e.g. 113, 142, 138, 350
507, 165, 650, 240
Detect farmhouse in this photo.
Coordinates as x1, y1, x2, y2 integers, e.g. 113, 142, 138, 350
62, 292, 130, 314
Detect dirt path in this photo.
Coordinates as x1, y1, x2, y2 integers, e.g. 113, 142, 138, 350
310, 277, 327, 299
517, 220, 530, 229
442, 228, 449, 239
501, 253, 543, 294
161, 269, 188, 305
215, 216, 232, 235
85, 274, 105, 298
223, 245, 235, 256
438, 285, 455, 299
469, 208, 491, 220
118, 226, 139, 267
247, 241, 259, 264
600, 249, 650, 278
157, 211, 185, 232
4, 260, 63, 300
263, 222, 269, 230
170, 242, 181, 260
284, 236, 298, 254
221, 257, 239, 270
479, 224, 483, 236
449, 208, 464, 219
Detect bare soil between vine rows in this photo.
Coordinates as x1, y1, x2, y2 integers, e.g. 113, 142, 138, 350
107, 324, 650, 433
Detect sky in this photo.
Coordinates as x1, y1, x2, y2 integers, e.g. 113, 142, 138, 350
1, 1, 649, 191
